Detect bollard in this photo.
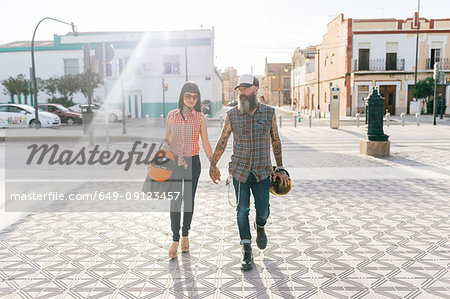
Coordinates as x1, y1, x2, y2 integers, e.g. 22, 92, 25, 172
160, 114, 165, 127
356, 113, 360, 127
293, 115, 297, 128
308, 114, 312, 128
415, 113, 420, 126
279, 115, 282, 128
145, 114, 149, 118
220, 115, 224, 128
385, 112, 390, 127
400, 113, 405, 127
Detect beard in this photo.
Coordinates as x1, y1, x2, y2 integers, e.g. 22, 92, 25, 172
238, 93, 258, 115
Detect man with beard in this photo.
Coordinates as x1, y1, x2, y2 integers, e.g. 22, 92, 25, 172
209, 74, 290, 270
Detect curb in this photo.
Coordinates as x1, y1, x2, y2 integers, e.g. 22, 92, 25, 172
0, 135, 161, 143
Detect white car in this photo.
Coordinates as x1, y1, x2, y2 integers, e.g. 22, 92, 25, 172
0, 104, 61, 128
69, 103, 131, 122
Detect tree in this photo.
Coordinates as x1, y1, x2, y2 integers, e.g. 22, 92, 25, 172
55, 74, 80, 101
2, 74, 30, 103
77, 72, 102, 101
412, 77, 434, 101
412, 77, 436, 114
41, 77, 58, 100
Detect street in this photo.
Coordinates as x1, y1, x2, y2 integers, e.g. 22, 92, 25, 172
1, 115, 450, 298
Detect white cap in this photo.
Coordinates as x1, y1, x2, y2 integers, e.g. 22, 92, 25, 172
234, 74, 259, 90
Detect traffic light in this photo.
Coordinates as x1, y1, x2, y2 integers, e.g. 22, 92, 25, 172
164, 83, 168, 91
446, 77, 450, 85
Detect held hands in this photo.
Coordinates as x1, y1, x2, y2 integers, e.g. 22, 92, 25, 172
209, 165, 221, 184
273, 170, 290, 187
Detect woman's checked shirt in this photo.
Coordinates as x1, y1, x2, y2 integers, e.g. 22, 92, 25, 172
168, 109, 202, 169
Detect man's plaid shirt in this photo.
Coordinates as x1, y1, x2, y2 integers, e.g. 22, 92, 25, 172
227, 103, 275, 183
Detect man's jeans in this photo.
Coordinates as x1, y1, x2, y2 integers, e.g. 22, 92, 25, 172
233, 173, 270, 241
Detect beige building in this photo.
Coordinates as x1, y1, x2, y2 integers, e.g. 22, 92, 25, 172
293, 14, 450, 116
291, 46, 317, 111
262, 59, 292, 107
222, 67, 239, 104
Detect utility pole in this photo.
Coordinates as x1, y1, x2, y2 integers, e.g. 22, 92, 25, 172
433, 62, 438, 125
184, 29, 188, 81
119, 58, 126, 134
278, 71, 281, 107
317, 49, 320, 113
413, 0, 421, 91
83, 43, 94, 145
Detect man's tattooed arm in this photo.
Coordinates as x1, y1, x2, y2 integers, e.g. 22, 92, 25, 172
209, 114, 232, 182
270, 113, 283, 167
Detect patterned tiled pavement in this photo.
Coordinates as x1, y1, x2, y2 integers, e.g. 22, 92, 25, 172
1, 176, 450, 298
1, 125, 450, 298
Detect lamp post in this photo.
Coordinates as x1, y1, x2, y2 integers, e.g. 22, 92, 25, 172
31, 17, 78, 128
413, 0, 420, 90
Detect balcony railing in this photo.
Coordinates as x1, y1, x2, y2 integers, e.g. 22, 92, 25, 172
353, 58, 405, 72
425, 58, 450, 70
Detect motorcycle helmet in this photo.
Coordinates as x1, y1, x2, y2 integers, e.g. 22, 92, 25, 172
148, 150, 175, 182
270, 167, 292, 195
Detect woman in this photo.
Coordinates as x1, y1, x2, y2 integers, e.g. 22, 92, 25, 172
163, 81, 213, 258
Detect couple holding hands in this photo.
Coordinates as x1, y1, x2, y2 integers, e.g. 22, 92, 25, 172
161, 75, 289, 270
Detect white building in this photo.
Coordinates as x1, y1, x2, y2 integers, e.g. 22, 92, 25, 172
0, 29, 223, 117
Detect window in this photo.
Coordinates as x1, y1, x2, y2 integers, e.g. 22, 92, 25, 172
430, 41, 443, 69
358, 49, 369, 71
163, 55, 180, 74
324, 57, 328, 66
358, 43, 370, 71
430, 48, 441, 68
64, 59, 79, 75
330, 54, 334, 64
8, 106, 25, 113
0, 106, 8, 112
386, 43, 398, 70
386, 53, 397, 70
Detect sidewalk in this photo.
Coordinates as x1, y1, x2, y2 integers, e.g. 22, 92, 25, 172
1, 125, 450, 298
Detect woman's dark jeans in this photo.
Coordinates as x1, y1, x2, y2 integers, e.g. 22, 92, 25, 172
170, 155, 201, 242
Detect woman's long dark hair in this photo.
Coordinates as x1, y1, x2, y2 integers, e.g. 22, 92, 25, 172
178, 81, 201, 112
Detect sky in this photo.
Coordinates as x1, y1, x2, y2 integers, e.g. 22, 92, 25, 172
1, 0, 449, 75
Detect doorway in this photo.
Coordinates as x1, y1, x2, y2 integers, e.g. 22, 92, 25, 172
126, 93, 143, 118
379, 85, 396, 115
407, 85, 414, 114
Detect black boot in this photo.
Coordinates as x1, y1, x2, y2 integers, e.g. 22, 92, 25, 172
240, 242, 253, 270
254, 222, 267, 250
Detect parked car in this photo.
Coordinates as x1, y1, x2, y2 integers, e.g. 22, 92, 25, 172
0, 104, 61, 128
38, 103, 82, 125
69, 103, 131, 122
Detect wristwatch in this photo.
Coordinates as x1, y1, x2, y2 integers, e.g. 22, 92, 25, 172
276, 166, 286, 172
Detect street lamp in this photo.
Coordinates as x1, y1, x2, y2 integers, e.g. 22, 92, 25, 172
31, 17, 78, 128
413, 0, 420, 90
